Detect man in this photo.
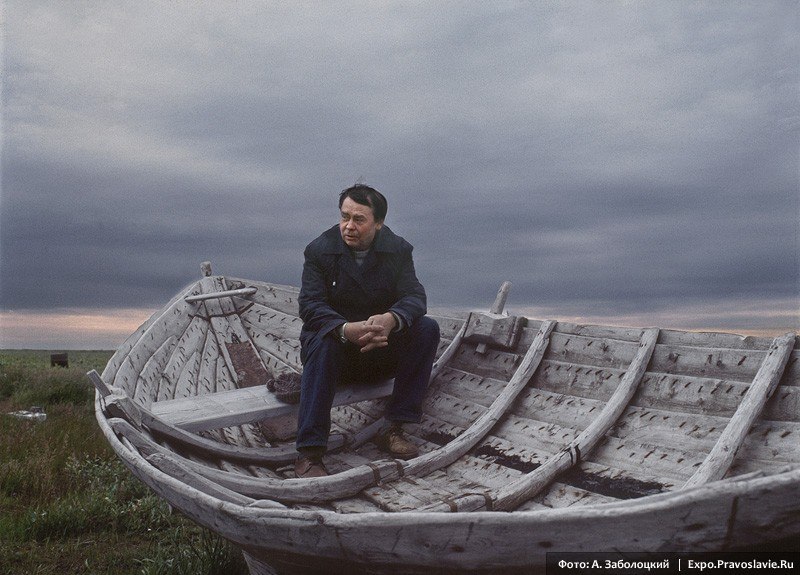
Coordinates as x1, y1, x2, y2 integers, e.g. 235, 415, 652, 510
295, 184, 440, 478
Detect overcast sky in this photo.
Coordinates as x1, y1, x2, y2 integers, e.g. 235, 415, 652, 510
2, 1, 798, 348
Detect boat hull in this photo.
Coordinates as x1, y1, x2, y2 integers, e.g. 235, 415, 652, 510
95, 405, 800, 573
92, 270, 800, 573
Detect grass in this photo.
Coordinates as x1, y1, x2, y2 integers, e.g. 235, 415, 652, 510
0, 350, 248, 575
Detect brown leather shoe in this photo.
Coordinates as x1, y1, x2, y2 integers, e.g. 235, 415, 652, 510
376, 425, 419, 460
294, 453, 328, 478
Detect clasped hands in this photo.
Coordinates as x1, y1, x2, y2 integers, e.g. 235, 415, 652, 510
343, 312, 397, 353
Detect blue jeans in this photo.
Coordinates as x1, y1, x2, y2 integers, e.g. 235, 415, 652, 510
296, 316, 441, 450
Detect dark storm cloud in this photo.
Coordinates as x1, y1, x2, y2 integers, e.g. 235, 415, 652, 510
2, 1, 797, 334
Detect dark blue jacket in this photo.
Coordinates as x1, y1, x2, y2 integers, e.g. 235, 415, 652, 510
298, 224, 427, 360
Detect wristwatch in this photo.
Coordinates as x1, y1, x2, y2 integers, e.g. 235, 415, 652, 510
337, 323, 348, 343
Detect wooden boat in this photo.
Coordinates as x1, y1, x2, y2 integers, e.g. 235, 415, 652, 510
91, 263, 800, 574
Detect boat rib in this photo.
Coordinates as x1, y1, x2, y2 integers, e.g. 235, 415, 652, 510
683, 331, 797, 489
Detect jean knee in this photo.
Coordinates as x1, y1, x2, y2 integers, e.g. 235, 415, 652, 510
415, 316, 440, 345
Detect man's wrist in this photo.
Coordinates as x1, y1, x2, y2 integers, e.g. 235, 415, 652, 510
389, 311, 403, 332
337, 322, 348, 343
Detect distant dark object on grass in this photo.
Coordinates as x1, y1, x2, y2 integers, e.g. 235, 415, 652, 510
50, 353, 69, 368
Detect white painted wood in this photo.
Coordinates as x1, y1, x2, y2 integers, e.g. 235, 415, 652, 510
683, 332, 796, 488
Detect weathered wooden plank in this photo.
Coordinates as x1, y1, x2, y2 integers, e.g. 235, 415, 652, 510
448, 344, 521, 381
530, 359, 772, 420
762, 384, 800, 422
780, 349, 800, 386
111, 299, 198, 397
648, 343, 768, 383
526, 482, 617, 510
657, 329, 776, 350
434, 367, 611, 434
631, 371, 752, 418
229, 279, 300, 317
590, 434, 705, 481
151, 378, 395, 432
196, 332, 219, 397
238, 302, 303, 341
237, 323, 303, 373
114, 422, 282, 508
173, 349, 202, 400
737, 420, 800, 463
328, 496, 385, 514
728, 456, 800, 477
364, 476, 451, 512
427, 314, 467, 341
420, 386, 704, 487
133, 335, 178, 408
683, 332, 796, 489
327, 452, 435, 512
198, 276, 270, 388
609, 405, 728, 452
548, 322, 643, 343
214, 353, 235, 393
155, 315, 208, 402
530, 360, 623, 403
330, 404, 376, 436
416, 416, 679, 507
544, 332, 639, 371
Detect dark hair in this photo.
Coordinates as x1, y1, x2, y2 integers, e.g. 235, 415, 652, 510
338, 184, 388, 222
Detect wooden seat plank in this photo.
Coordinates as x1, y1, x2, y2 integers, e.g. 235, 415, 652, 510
151, 378, 396, 432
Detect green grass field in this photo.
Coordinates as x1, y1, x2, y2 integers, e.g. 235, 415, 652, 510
0, 350, 248, 575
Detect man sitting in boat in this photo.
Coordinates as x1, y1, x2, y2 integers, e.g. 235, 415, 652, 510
295, 183, 441, 478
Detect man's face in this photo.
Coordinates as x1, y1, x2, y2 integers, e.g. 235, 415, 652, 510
339, 196, 382, 251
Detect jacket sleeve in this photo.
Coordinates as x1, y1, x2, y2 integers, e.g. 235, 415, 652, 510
388, 246, 427, 328
298, 245, 346, 339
